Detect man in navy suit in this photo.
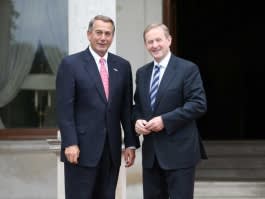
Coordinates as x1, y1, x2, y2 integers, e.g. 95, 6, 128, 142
56, 15, 139, 199
133, 23, 207, 199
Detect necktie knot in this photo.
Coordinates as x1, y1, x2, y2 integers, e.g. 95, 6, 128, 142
155, 64, 160, 70
99, 57, 105, 65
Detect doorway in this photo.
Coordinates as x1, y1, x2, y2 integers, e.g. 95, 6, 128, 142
163, 0, 265, 139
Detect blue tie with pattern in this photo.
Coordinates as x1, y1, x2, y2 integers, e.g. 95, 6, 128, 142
150, 65, 161, 110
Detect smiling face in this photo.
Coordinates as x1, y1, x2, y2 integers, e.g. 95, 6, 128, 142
87, 19, 114, 57
144, 26, 172, 63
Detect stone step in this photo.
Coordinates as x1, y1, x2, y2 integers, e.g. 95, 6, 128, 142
197, 140, 265, 180
127, 181, 265, 199
194, 181, 265, 198
202, 140, 265, 156
126, 140, 265, 198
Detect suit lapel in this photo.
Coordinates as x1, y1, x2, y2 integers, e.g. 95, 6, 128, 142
143, 63, 154, 111
107, 55, 117, 104
106, 53, 125, 105
82, 49, 107, 103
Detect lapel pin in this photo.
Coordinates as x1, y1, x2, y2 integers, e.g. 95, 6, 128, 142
113, 68, 119, 72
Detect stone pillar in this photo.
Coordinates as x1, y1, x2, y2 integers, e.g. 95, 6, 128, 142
65, 1, 126, 198
46, 134, 63, 199
68, 0, 116, 55
47, 131, 126, 199
116, 150, 127, 199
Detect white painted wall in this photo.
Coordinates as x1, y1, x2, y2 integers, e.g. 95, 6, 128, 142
116, 1, 162, 198
116, 0, 162, 87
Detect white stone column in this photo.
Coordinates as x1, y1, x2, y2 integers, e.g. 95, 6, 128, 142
56, 133, 65, 199
116, 150, 127, 199
53, 135, 126, 199
46, 133, 63, 199
68, 0, 116, 54
57, 1, 125, 198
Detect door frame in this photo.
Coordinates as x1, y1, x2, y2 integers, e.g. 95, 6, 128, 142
163, 0, 177, 55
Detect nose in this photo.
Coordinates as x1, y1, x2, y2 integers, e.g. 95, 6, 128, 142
152, 41, 159, 48
100, 34, 106, 40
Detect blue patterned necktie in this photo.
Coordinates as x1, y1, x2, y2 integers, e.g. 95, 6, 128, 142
150, 65, 161, 110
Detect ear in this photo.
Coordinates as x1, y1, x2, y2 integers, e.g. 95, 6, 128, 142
87, 31, 91, 41
168, 35, 172, 45
166, 35, 172, 48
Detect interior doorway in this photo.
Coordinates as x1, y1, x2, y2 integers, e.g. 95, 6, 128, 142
163, 0, 265, 140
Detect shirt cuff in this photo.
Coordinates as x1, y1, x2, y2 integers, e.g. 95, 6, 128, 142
126, 146, 136, 149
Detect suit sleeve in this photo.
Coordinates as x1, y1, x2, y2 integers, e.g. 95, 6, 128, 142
132, 69, 142, 124
161, 64, 207, 134
120, 62, 140, 148
56, 58, 78, 148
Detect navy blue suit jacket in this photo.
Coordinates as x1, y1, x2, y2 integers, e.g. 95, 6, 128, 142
56, 48, 139, 167
133, 54, 207, 169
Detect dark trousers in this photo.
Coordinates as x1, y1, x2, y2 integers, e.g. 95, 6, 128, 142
143, 158, 196, 199
64, 141, 120, 199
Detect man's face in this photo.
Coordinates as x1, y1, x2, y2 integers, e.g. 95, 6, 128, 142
144, 27, 171, 63
87, 20, 114, 57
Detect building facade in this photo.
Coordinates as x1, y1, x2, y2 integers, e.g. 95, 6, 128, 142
0, 0, 161, 198
1, 0, 265, 198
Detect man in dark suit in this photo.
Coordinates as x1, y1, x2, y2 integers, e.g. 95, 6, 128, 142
133, 23, 207, 199
56, 15, 140, 199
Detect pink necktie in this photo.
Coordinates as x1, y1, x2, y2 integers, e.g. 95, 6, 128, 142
99, 58, 109, 99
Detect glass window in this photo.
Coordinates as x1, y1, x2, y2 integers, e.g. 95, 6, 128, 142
0, 0, 68, 129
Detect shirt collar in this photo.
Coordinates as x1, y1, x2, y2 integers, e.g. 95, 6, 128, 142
154, 51, 171, 69
89, 46, 108, 64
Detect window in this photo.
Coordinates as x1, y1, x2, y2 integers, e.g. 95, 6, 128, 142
0, 0, 68, 136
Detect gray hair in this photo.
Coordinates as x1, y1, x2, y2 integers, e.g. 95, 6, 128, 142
88, 15, 115, 33
143, 23, 170, 42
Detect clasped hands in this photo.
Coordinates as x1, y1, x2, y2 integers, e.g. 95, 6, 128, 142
135, 116, 164, 135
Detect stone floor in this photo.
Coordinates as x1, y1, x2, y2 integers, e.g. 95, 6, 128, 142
1, 140, 265, 199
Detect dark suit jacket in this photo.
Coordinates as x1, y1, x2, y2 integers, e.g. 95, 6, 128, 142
133, 54, 207, 169
56, 47, 139, 167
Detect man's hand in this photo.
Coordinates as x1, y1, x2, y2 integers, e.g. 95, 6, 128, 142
135, 119, 152, 135
145, 116, 164, 132
64, 145, 80, 164
124, 148, 136, 167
